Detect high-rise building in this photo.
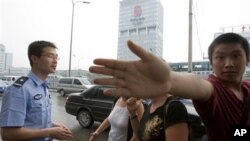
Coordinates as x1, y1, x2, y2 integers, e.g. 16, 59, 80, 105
0, 44, 5, 73
0, 44, 14, 74
5, 53, 13, 72
117, 0, 163, 60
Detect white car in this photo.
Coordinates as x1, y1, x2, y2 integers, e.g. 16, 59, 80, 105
0, 79, 8, 93
56, 77, 93, 96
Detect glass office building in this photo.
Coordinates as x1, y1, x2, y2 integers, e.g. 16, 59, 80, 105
117, 0, 163, 60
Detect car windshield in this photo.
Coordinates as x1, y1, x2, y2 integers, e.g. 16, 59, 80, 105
80, 86, 94, 95
79, 78, 91, 85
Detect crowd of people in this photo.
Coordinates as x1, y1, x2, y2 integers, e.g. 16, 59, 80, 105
0, 32, 250, 141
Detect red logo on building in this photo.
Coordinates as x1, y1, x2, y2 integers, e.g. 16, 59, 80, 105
134, 5, 142, 17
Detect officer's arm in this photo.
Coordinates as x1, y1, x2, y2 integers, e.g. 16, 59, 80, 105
1, 127, 51, 140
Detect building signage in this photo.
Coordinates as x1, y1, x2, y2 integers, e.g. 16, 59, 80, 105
134, 5, 142, 17
130, 5, 145, 26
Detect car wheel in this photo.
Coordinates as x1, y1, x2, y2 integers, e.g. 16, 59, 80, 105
59, 89, 65, 96
77, 110, 94, 128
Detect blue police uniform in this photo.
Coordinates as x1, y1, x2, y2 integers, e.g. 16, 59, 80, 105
0, 71, 52, 141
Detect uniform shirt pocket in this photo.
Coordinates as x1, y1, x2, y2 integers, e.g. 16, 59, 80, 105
24, 99, 46, 127
31, 99, 46, 112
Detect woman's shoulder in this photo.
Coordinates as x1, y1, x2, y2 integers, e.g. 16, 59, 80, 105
164, 98, 189, 128
165, 97, 186, 111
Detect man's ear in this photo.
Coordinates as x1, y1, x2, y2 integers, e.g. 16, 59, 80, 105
247, 56, 250, 66
31, 55, 38, 64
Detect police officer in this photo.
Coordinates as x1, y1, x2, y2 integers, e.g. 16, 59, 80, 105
0, 41, 73, 141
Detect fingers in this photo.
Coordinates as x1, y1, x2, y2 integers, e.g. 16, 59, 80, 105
127, 40, 151, 61
126, 97, 137, 104
89, 66, 125, 79
63, 134, 74, 140
62, 129, 74, 140
103, 87, 131, 97
89, 132, 98, 141
59, 127, 73, 140
92, 58, 127, 71
91, 40, 149, 71
94, 78, 126, 87
89, 136, 96, 141
126, 97, 141, 108
58, 133, 73, 140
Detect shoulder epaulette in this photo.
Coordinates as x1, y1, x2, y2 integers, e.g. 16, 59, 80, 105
13, 76, 29, 87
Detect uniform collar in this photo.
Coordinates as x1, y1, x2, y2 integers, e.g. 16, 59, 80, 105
28, 71, 48, 87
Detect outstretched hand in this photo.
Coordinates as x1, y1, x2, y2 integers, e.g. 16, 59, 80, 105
89, 40, 172, 98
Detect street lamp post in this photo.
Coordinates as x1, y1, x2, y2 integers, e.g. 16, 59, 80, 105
68, 0, 90, 77
73, 55, 79, 69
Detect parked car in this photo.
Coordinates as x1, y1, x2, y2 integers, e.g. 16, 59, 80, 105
56, 77, 93, 96
65, 85, 118, 128
0, 79, 8, 93
47, 74, 62, 89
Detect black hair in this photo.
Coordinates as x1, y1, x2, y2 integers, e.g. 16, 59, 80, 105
28, 40, 57, 66
208, 32, 249, 63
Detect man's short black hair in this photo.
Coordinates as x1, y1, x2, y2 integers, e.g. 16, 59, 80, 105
208, 32, 249, 64
28, 40, 57, 66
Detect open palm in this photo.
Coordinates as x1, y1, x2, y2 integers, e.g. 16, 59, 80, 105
89, 40, 171, 98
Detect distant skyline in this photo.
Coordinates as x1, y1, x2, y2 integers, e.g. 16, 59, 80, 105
1, 0, 250, 70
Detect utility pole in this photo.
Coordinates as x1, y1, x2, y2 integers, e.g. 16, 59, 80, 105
188, 0, 193, 73
68, 0, 90, 77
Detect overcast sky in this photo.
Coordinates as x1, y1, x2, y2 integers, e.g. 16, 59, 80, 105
1, 0, 250, 70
